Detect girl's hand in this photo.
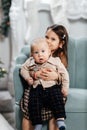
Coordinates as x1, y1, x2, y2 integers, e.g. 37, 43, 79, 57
26, 77, 34, 85
61, 87, 68, 97
40, 68, 58, 81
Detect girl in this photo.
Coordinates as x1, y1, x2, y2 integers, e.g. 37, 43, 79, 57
20, 24, 69, 130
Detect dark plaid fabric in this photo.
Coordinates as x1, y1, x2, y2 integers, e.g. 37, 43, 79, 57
20, 86, 53, 120
20, 87, 30, 119
28, 84, 66, 125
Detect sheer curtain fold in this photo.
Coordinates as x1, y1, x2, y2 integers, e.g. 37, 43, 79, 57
50, 0, 87, 22
9, 0, 40, 57
9, 0, 27, 57
50, 0, 69, 30
66, 0, 87, 19
24, 0, 40, 44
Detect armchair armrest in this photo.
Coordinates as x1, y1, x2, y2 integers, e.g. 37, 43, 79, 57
13, 65, 23, 104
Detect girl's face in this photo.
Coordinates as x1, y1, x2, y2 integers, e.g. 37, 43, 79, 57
45, 29, 61, 53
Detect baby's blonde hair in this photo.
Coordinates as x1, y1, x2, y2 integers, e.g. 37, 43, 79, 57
31, 38, 49, 53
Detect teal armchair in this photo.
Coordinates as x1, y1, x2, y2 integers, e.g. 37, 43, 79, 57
13, 37, 87, 130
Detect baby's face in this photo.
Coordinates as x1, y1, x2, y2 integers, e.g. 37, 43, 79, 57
32, 42, 51, 64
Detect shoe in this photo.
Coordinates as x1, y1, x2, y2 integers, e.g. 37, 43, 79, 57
59, 126, 66, 130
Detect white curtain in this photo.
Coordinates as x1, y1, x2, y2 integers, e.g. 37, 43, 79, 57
50, 0, 69, 30
9, 0, 27, 57
24, 0, 40, 44
66, 0, 87, 19
9, 0, 40, 58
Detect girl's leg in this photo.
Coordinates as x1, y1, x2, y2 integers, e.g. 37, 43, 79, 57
49, 118, 59, 130
22, 117, 34, 130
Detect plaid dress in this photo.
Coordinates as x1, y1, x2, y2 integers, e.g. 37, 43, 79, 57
20, 85, 53, 121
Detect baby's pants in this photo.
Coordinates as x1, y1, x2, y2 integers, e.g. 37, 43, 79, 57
29, 84, 66, 125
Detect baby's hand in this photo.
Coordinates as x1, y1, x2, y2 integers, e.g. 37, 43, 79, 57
26, 77, 34, 85
34, 70, 42, 79
61, 87, 68, 97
